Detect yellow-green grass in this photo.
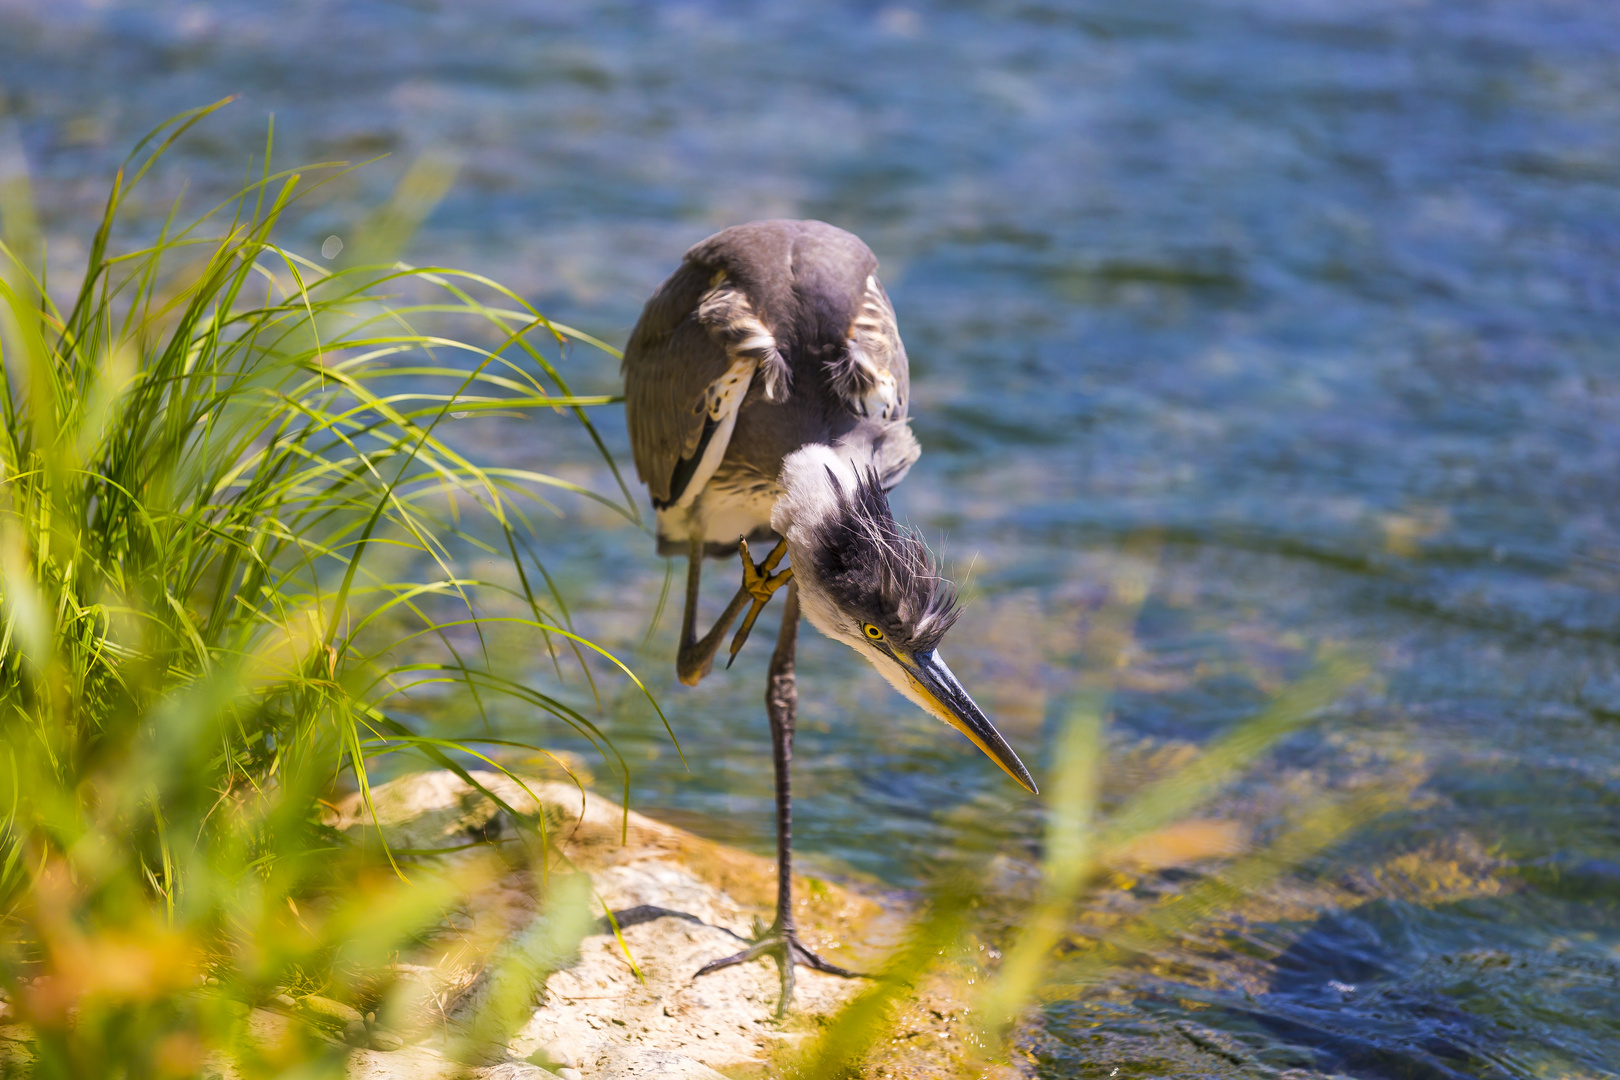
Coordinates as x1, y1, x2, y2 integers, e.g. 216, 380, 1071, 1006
0, 101, 651, 1077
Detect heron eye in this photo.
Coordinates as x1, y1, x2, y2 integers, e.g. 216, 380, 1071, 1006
863, 623, 885, 641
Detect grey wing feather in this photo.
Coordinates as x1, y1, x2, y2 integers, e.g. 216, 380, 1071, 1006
622, 262, 732, 506
833, 274, 910, 420
868, 276, 911, 417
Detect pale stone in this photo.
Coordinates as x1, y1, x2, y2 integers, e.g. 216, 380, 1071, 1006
298, 770, 992, 1079
596, 1047, 727, 1079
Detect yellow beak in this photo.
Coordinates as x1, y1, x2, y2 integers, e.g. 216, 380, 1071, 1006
904, 650, 1037, 794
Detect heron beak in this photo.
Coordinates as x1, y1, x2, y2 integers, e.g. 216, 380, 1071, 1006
904, 650, 1038, 794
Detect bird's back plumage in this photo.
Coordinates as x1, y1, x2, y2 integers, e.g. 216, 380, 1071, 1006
622, 220, 915, 555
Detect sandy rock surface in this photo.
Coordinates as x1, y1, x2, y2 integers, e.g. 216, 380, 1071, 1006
251, 769, 992, 1079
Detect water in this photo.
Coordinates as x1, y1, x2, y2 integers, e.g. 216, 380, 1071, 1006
6, 0, 1620, 1074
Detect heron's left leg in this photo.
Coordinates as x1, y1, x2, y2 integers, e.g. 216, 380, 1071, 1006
693, 581, 868, 1015
677, 535, 754, 686
726, 537, 793, 667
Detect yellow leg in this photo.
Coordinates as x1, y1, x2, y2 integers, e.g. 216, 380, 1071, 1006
728, 537, 793, 667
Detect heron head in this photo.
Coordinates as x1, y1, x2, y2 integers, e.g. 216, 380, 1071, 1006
771, 447, 1037, 794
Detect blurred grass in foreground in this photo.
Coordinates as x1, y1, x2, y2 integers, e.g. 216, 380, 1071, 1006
793, 538, 1377, 1078
0, 102, 651, 1077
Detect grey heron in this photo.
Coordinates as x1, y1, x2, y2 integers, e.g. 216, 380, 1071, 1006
622, 219, 1036, 1011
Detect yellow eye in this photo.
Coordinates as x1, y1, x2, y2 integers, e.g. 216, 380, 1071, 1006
863, 623, 885, 641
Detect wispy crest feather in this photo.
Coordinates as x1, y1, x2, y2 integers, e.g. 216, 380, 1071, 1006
808, 466, 961, 651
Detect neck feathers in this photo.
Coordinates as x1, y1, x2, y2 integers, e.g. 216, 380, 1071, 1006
772, 439, 959, 652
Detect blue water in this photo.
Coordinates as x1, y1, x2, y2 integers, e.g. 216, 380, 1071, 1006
7, 0, 1620, 1074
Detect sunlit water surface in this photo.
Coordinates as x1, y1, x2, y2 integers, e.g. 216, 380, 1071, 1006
6, 1, 1620, 1075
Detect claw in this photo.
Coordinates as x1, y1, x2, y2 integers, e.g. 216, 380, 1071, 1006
727, 537, 793, 667
693, 922, 868, 1016
726, 602, 768, 669
741, 536, 790, 600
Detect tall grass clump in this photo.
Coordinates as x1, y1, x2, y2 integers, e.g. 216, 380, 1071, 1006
0, 102, 647, 1076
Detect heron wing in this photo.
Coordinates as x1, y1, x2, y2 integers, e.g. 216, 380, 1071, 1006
833, 274, 911, 421
623, 264, 784, 508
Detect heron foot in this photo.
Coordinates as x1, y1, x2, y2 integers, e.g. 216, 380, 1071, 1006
727, 537, 793, 667
692, 919, 867, 1017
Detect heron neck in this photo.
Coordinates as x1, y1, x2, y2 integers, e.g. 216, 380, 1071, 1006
766, 447, 870, 651
772, 442, 873, 536
771, 416, 916, 536
830, 416, 920, 492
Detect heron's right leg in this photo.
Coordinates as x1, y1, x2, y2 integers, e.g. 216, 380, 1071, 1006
676, 535, 754, 687
693, 582, 868, 1016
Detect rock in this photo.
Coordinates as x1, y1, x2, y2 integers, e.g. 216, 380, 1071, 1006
298, 994, 364, 1029
474, 1065, 553, 1080
527, 1040, 578, 1069
310, 769, 992, 1079
596, 1047, 727, 1079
